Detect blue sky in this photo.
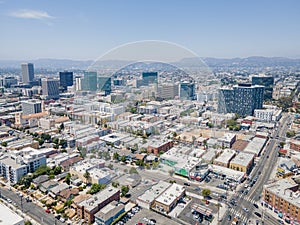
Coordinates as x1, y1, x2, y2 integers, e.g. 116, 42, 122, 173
0, 0, 300, 60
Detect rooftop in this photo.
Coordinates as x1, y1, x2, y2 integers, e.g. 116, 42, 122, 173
77, 187, 119, 211
155, 183, 185, 206
230, 152, 255, 167
0, 203, 24, 225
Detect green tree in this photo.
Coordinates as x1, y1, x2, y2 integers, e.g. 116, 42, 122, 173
25, 221, 32, 225
113, 152, 120, 161
83, 171, 91, 183
202, 189, 211, 197
129, 167, 138, 174
121, 185, 129, 196
65, 173, 71, 185
112, 181, 119, 188
1, 141, 7, 147
120, 155, 126, 162
87, 183, 106, 194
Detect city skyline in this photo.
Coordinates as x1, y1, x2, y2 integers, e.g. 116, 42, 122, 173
0, 0, 300, 60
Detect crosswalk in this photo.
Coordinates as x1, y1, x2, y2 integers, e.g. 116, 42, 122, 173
226, 196, 258, 224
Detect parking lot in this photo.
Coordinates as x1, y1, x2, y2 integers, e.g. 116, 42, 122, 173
178, 197, 219, 225
129, 208, 182, 225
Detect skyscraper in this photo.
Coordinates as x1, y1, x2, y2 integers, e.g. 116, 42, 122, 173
179, 81, 195, 100
251, 75, 274, 100
42, 78, 59, 100
142, 72, 158, 86
218, 84, 264, 116
22, 100, 42, 115
157, 83, 179, 100
59, 71, 73, 91
21, 63, 34, 84
83, 71, 97, 91
98, 77, 111, 95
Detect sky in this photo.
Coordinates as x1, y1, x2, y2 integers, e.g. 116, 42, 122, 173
0, 0, 300, 60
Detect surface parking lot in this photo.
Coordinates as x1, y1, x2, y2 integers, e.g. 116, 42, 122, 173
129, 208, 182, 225
178, 198, 219, 225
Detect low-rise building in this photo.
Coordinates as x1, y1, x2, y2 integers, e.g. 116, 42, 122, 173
213, 149, 236, 168
229, 152, 255, 175
0, 203, 24, 225
147, 139, 173, 155
94, 201, 125, 225
76, 187, 120, 224
243, 137, 267, 156
277, 158, 297, 178
153, 183, 185, 213
218, 133, 236, 148
263, 179, 300, 223
136, 181, 171, 209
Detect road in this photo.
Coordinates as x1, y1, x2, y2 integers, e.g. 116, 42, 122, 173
220, 114, 291, 225
0, 186, 64, 225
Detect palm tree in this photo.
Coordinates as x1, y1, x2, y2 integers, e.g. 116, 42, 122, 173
83, 170, 91, 184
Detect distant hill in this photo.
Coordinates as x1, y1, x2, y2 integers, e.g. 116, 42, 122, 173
0, 56, 300, 70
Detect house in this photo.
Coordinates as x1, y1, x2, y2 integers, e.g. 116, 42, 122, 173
32, 175, 49, 187
58, 188, 79, 202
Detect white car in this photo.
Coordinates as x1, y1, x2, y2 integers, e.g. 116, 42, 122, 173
243, 207, 249, 212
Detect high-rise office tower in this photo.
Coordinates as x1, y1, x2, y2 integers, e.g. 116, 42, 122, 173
251, 75, 274, 100
83, 71, 97, 91
21, 63, 34, 84
157, 83, 179, 100
142, 72, 158, 86
59, 71, 73, 91
75, 77, 83, 91
22, 100, 42, 115
98, 77, 112, 95
41, 78, 59, 100
218, 84, 264, 116
179, 81, 195, 100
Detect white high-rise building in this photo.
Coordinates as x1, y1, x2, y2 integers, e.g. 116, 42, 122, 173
42, 78, 59, 100
21, 63, 34, 84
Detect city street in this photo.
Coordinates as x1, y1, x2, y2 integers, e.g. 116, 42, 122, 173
220, 114, 291, 225
0, 186, 64, 225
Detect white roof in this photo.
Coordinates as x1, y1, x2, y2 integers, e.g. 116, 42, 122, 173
0, 203, 24, 225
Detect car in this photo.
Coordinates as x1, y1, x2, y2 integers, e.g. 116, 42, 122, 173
183, 182, 190, 186
254, 212, 262, 217
59, 217, 65, 223
150, 219, 156, 224
55, 215, 61, 220
45, 209, 50, 213
253, 203, 259, 208
194, 187, 201, 191
7, 198, 12, 203
243, 207, 249, 212
228, 214, 231, 221
277, 220, 284, 224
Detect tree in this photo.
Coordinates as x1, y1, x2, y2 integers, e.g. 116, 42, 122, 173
87, 183, 106, 194
1, 141, 7, 147
52, 138, 59, 145
83, 171, 91, 183
113, 152, 120, 161
279, 142, 285, 148
129, 167, 138, 174
120, 155, 126, 163
65, 173, 71, 185
112, 181, 119, 188
107, 164, 114, 170
135, 160, 144, 167
202, 189, 211, 197
121, 185, 129, 197
25, 221, 32, 225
